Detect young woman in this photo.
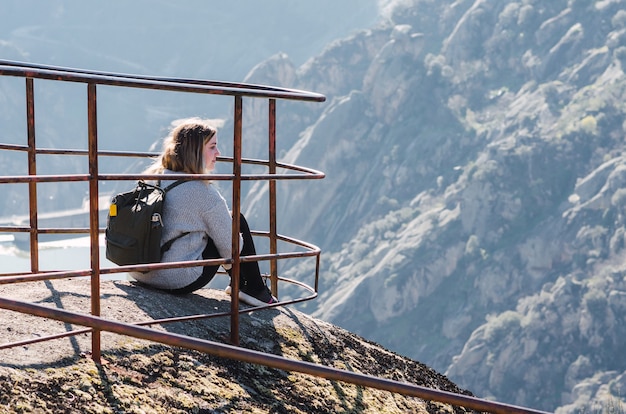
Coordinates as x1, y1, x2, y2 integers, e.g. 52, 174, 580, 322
130, 118, 277, 306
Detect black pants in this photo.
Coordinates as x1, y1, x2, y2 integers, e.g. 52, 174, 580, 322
169, 213, 264, 295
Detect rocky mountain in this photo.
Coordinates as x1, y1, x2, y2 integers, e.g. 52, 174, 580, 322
240, 0, 626, 412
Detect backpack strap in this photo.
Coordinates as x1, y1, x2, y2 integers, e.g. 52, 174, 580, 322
159, 179, 189, 255
163, 179, 187, 192
161, 232, 187, 255
156, 179, 187, 193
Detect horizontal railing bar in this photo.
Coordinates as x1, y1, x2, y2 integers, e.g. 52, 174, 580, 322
129, 279, 317, 324
0, 171, 322, 184
243, 159, 326, 176
0, 237, 319, 281
0, 227, 101, 234
0, 275, 317, 352
0, 297, 551, 414
98, 173, 234, 181
0, 226, 30, 233
0, 327, 93, 351
0, 145, 154, 157
0, 255, 318, 285
269, 232, 323, 252
0, 253, 317, 280
0, 257, 231, 284
0, 272, 36, 278
0, 143, 29, 151
0, 143, 325, 179
0, 230, 318, 252
98, 173, 324, 181
0, 230, 319, 254
101, 248, 319, 276
35, 229, 91, 234
0, 174, 90, 183
0, 270, 93, 284
101, 161, 325, 178
0, 64, 325, 103
0, 250, 310, 280
0, 59, 326, 102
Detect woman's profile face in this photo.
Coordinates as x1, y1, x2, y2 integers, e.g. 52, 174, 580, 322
203, 134, 220, 171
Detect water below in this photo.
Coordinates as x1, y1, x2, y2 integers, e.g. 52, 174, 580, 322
0, 235, 126, 280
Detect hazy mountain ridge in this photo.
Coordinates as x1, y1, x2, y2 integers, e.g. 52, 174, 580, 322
241, 0, 626, 411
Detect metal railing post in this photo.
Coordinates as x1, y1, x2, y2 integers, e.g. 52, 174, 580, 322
230, 95, 243, 345
268, 99, 278, 296
26, 77, 39, 272
87, 82, 101, 362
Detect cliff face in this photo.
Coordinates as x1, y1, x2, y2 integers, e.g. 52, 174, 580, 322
241, 0, 626, 412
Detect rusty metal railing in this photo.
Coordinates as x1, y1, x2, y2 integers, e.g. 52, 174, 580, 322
0, 59, 325, 352
0, 296, 551, 414
0, 60, 550, 414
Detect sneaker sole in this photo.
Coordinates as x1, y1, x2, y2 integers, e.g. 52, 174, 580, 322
224, 286, 277, 307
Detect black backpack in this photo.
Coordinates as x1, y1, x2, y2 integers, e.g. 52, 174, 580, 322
105, 180, 186, 267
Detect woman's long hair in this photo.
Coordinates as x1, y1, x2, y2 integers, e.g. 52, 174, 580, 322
146, 118, 217, 175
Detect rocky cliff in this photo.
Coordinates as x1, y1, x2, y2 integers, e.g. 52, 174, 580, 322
0, 279, 476, 413
240, 1, 626, 412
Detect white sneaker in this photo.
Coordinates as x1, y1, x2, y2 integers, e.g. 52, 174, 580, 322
224, 285, 278, 306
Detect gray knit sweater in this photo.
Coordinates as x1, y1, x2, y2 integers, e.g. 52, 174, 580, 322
131, 170, 241, 290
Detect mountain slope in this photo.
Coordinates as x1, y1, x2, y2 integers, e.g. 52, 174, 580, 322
241, 0, 626, 412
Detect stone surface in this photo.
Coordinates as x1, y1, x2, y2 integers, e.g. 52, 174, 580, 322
0, 279, 477, 413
